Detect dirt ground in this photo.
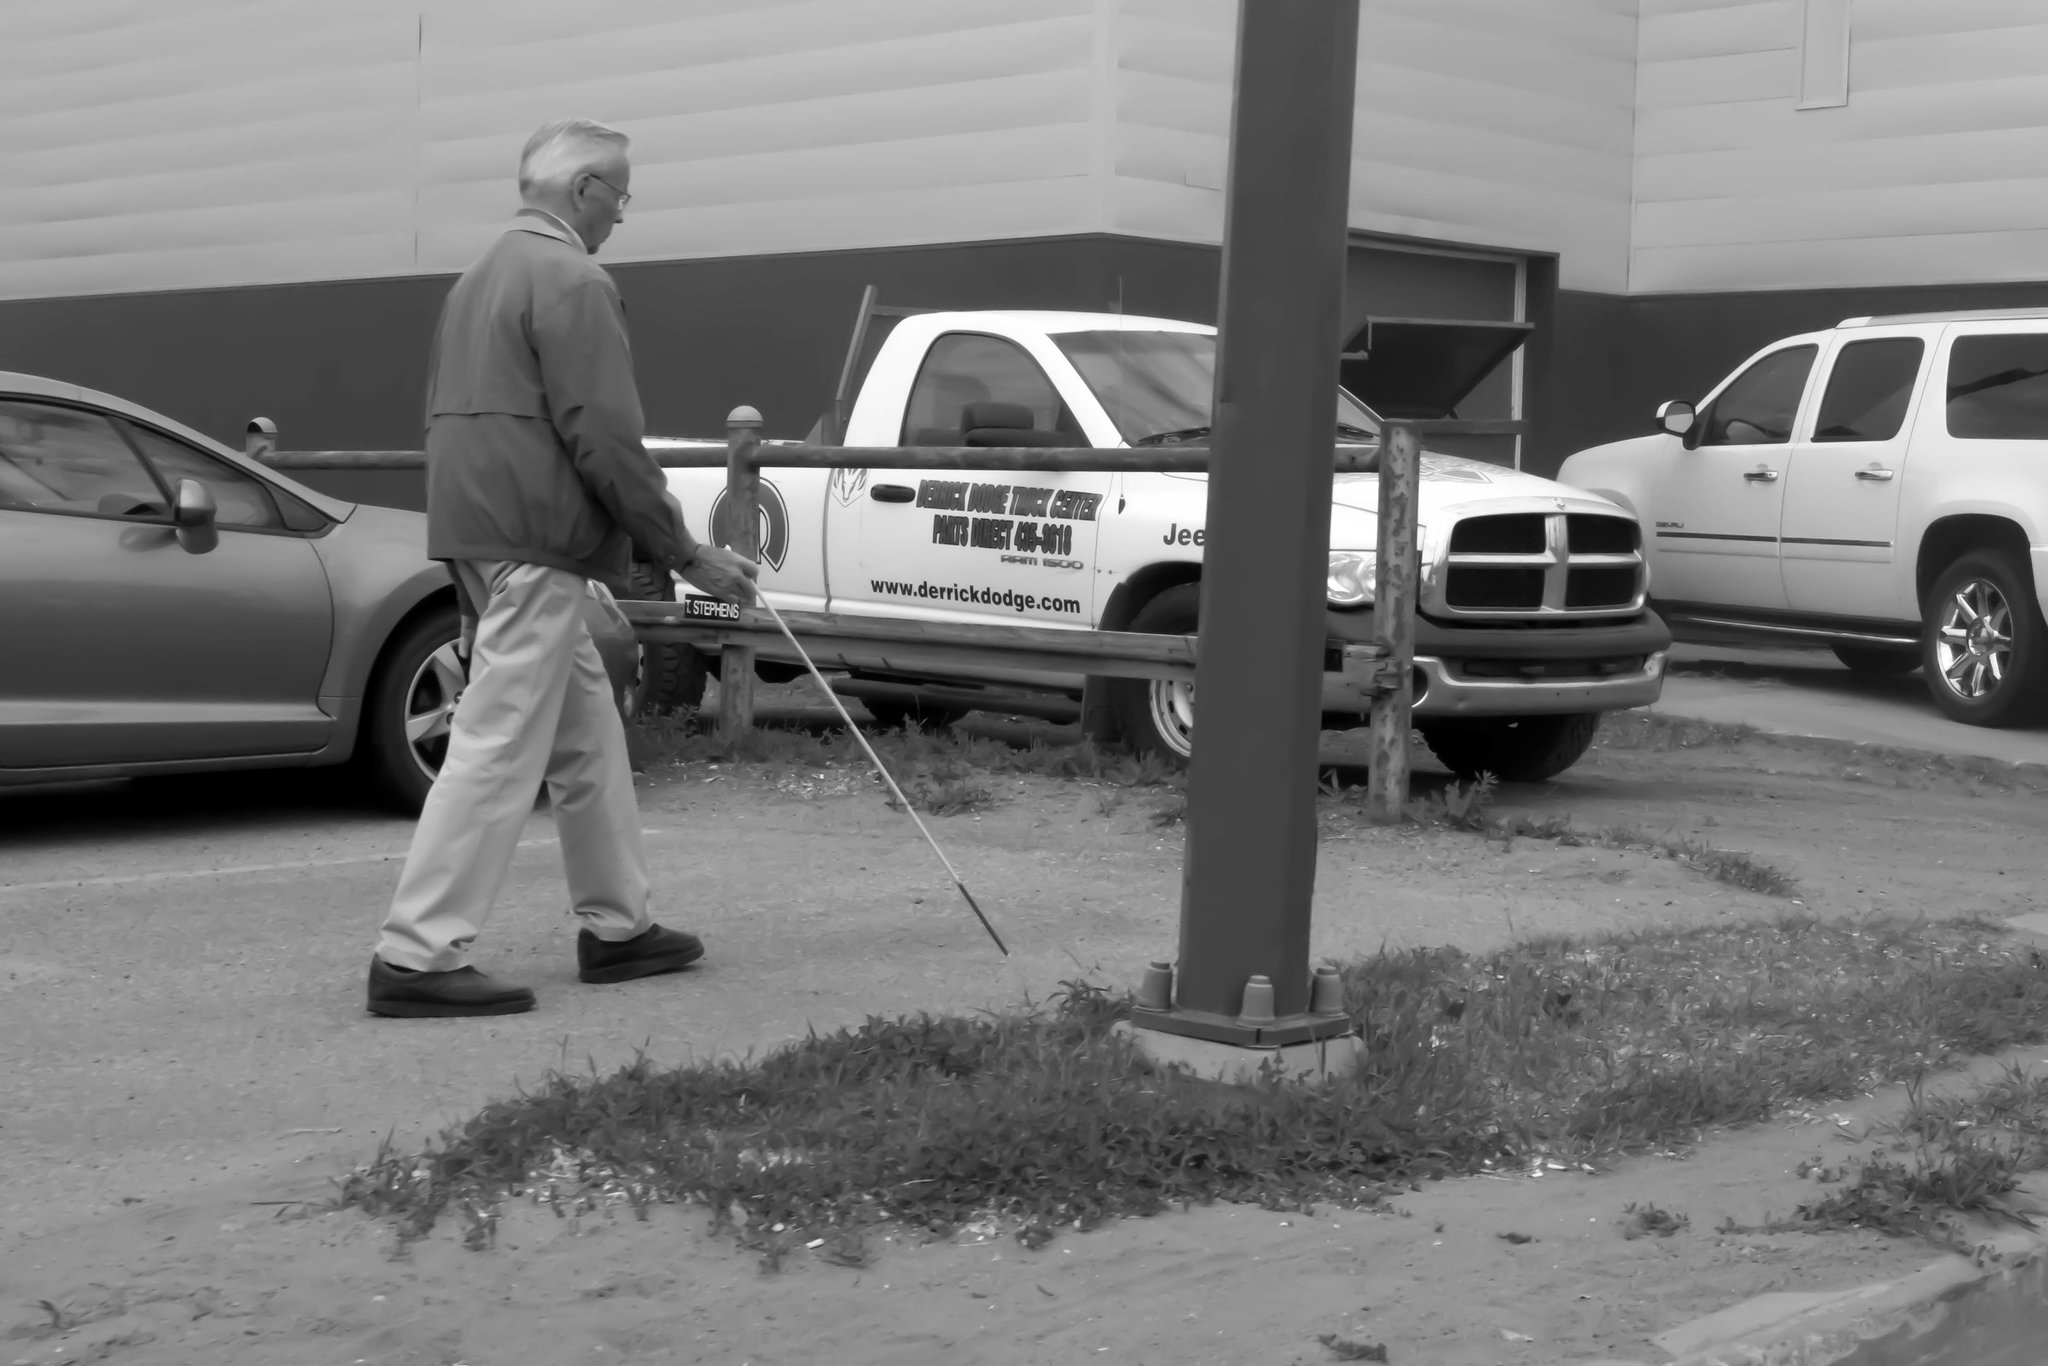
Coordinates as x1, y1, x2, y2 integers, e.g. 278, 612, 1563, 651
4, 717, 2046, 1366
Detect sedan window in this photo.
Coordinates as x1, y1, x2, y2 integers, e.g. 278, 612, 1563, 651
0, 400, 168, 517
121, 422, 284, 529
1812, 338, 1925, 442
1698, 345, 1818, 446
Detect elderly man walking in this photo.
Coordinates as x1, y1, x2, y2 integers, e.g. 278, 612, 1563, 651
367, 117, 757, 1018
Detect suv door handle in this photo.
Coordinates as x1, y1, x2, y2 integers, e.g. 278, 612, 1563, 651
870, 484, 916, 503
1854, 468, 1895, 482
1742, 468, 1779, 482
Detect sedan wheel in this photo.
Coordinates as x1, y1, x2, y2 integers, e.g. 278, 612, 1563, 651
402, 640, 468, 784
1922, 550, 2048, 727
359, 607, 463, 812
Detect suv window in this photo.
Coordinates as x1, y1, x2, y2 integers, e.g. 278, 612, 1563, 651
1699, 345, 1817, 446
1946, 333, 2048, 440
899, 333, 1082, 445
0, 400, 169, 517
121, 421, 285, 529
1812, 338, 1925, 442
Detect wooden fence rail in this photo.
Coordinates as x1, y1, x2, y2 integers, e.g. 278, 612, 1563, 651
254, 414, 1420, 809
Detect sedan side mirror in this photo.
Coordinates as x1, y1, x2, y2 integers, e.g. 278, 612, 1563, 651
1656, 400, 1696, 438
173, 477, 218, 554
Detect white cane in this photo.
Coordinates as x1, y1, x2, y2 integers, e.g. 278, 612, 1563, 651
749, 595, 1010, 958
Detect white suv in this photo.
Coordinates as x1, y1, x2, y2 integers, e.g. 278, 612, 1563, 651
1558, 309, 2048, 727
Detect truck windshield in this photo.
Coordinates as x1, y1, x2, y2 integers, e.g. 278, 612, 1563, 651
1051, 329, 1380, 445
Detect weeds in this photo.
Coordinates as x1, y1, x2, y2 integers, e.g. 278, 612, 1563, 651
1795, 1066, 2048, 1243
339, 916, 2048, 1257
1399, 787, 1799, 897
1619, 1202, 1689, 1239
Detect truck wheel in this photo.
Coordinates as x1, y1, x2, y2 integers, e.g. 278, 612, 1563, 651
1831, 643, 1919, 675
1417, 713, 1601, 783
1109, 583, 1202, 765
863, 699, 967, 731
358, 607, 464, 814
1921, 550, 2048, 727
621, 562, 710, 714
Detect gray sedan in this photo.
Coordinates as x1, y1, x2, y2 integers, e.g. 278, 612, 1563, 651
0, 372, 641, 810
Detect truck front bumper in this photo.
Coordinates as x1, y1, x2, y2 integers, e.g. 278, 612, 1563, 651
1319, 609, 1673, 719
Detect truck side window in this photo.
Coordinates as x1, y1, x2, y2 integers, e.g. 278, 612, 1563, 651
1812, 338, 1924, 442
1698, 345, 1816, 446
900, 333, 1082, 446
1947, 333, 2048, 440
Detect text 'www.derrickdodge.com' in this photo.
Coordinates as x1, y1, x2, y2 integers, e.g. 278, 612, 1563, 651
868, 580, 1083, 615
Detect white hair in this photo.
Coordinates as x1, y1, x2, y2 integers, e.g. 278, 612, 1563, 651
517, 118, 630, 197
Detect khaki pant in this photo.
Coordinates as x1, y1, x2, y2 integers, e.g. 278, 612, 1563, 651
376, 560, 650, 972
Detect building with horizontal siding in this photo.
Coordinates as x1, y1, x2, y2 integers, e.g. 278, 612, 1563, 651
3, 0, 2045, 483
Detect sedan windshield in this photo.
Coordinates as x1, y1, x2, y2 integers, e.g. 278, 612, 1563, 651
1051, 329, 1379, 445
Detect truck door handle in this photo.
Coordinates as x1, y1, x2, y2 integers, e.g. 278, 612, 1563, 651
1742, 468, 1779, 482
1854, 468, 1895, 482
870, 484, 916, 503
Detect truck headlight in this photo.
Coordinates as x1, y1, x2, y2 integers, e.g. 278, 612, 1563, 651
1327, 551, 1375, 607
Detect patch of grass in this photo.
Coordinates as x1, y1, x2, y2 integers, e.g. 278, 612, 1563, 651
1396, 779, 1798, 897
1594, 708, 2048, 796
1619, 1201, 1689, 1239
626, 711, 1182, 799
1596, 711, 1758, 753
1793, 1066, 2048, 1244
339, 917, 2048, 1257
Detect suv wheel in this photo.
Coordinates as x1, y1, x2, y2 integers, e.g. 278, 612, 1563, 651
621, 562, 711, 715
1108, 584, 1201, 765
1417, 713, 1601, 783
1922, 550, 2048, 727
1831, 643, 1919, 676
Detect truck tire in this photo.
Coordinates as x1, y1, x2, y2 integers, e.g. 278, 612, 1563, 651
621, 562, 710, 714
1417, 713, 1601, 783
1921, 550, 2048, 727
863, 699, 967, 731
357, 606, 464, 814
1109, 583, 1202, 765
1831, 643, 1918, 675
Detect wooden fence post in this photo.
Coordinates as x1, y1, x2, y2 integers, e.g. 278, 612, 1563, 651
1367, 424, 1423, 824
719, 405, 763, 741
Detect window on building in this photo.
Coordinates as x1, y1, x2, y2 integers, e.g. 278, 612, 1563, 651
1947, 333, 2048, 440
1699, 345, 1817, 446
1812, 338, 1924, 442
899, 333, 1082, 446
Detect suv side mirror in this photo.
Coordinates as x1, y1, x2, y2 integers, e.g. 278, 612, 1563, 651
173, 477, 218, 553
1656, 400, 1696, 439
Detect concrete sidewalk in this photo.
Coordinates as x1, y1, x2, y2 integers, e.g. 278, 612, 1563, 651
1652, 643, 2048, 767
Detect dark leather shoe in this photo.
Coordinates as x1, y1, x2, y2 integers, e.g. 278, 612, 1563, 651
577, 924, 705, 984
366, 956, 536, 1017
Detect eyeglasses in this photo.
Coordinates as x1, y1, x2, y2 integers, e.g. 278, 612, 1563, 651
585, 172, 631, 209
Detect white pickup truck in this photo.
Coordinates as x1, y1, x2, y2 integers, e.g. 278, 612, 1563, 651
1558, 308, 2048, 728
649, 310, 1671, 781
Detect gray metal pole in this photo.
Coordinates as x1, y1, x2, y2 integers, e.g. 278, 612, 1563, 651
1139, 0, 1361, 1046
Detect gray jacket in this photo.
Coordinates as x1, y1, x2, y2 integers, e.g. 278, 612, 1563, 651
422, 210, 699, 583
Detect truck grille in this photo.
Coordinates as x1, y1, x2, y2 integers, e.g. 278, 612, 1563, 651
1432, 512, 1645, 619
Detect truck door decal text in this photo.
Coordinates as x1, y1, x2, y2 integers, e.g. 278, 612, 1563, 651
915, 478, 1097, 559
